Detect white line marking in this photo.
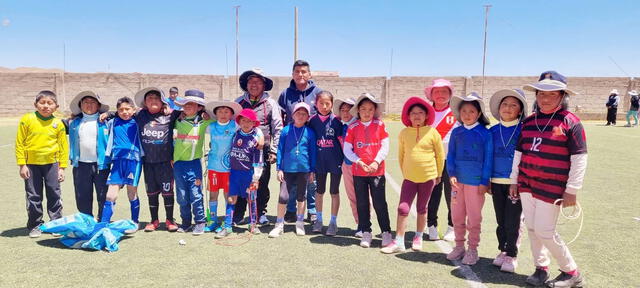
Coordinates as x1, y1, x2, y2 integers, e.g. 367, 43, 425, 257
385, 172, 487, 288
0, 144, 12, 148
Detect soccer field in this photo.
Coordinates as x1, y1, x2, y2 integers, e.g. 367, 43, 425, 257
0, 118, 638, 288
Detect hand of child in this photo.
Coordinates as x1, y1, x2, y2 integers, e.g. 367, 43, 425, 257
308, 172, 315, 182
99, 112, 109, 123
249, 181, 259, 191
369, 161, 379, 173
561, 193, 577, 207
508, 184, 519, 199
19, 165, 30, 180
435, 177, 441, 185
485, 183, 492, 195
163, 105, 174, 115
202, 111, 211, 120
178, 112, 185, 121
57, 168, 65, 182
277, 170, 285, 182
449, 176, 458, 189
479, 184, 488, 194
358, 160, 371, 173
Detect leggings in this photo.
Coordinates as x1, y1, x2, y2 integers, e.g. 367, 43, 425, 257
279, 172, 308, 204
398, 179, 436, 216
316, 172, 341, 195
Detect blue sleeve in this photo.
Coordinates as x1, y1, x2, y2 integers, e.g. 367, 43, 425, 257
446, 129, 457, 177
308, 128, 317, 173
481, 129, 493, 186
276, 126, 287, 171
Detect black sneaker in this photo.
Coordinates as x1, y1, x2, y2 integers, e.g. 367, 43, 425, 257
546, 271, 584, 288
284, 211, 296, 223
305, 213, 317, 223
526, 267, 550, 286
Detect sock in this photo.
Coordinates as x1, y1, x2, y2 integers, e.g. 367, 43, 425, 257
566, 269, 578, 276
330, 214, 337, 225
224, 202, 235, 229
396, 236, 405, 248
209, 201, 218, 224
296, 214, 304, 222
276, 218, 284, 224
130, 198, 140, 223
148, 193, 159, 222
539, 266, 549, 271
101, 201, 114, 223
317, 212, 323, 223
163, 194, 174, 221
415, 231, 423, 239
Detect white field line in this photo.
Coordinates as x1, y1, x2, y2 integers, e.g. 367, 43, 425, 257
385, 172, 487, 288
0, 143, 12, 148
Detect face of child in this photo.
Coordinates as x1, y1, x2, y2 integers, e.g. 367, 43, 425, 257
117, 102, 135, 120
144, 93, 163, 114
292, 66, 311, 88
169, 91, 178, 100
499, 96, 522, 122
182, 102, 201, 117
460, 102, 480, 126
35, 96, 58, 118
80, 97, 99, 115
247, 76, 265, 98
238, 116, 254, 132
409, 106, 427, 127
339, 103, 354, 122
536, 90, 563, 113
293, 109, 309, 127
431, 87, 451, 108
316, 96, 332, 116
358, 101, 376, 122
215, 107, 233, 123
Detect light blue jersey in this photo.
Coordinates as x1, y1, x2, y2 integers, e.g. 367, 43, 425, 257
207, 120, 237, 172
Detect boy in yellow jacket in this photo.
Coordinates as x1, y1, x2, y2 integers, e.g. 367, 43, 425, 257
15, 90, 69, 238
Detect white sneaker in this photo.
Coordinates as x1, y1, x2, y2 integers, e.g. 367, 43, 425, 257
360, 232, 372, 248
381, 232, 393, 247
443, 226, 455, 242
493, 252, 507, 267
380, 240, 405, 254
295, 221, 306, 236
268, 223, 284, 238
500, 256, 518, 273
427, 225, 439, 240
354, 230, 363, 238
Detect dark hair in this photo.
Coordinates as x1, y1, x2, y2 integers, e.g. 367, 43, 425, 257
408, 103, 428, 115
316, 91, 334, 103
116, 97, 135, 109
357, 98, 378, 110
459, 101, 488, 126
213, 106, 233, 115
292, 60, 310, 72
499, 96, 524, 120
169, 87, 178, 93
78, 95, 99, 108
534, 90, 569, 112
144, 90, 161, 101
35, 90, 58, 104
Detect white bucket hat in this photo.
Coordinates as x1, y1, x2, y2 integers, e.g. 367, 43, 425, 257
489, 89, 528, 121
451, 92, 489, 124
69, 91, 110, 116
628, 90, 639, 96
205, 101, 243, 121
350, 93, 385, 118
134, 87, 166, 109
333, 97, 356, 116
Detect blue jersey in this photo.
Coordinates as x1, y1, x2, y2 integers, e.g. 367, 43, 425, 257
229, 128, 262, 172
277, 124, 317, 173
308, 114, 343, 174
110, 117, 142, 161
207, 121, 237, 172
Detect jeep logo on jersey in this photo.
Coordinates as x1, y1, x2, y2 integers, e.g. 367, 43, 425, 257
446, 115, 455, 125
142, 127, 165, 139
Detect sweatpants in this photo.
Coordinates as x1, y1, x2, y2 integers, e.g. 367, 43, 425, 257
24, 163, 63, 230
626, 110, 638, 125
341, 163, 358, 223
174, 159, 206, 227
143, 161, 175, 222
451, 183, 485, 250
354, 175, 390, 233
72, 162, 109, 219
279, 172, 309, 204
491, 183, 522, 257
234, 148, 271, 222
427, 161, 452, 227
398, 179, 435, 216
520, 193, 578, 272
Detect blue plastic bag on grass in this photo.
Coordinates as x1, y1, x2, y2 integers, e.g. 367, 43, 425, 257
40, 213, 136, 252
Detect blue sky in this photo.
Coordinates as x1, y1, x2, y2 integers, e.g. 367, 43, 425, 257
1, 0, 638, 77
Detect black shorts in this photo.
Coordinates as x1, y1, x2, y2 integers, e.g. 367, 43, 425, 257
143, 161, 174, 195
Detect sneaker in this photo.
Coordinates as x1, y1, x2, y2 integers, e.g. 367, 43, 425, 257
312, 221, 323, 233
28, 227, 42, 238
258, 215, 270, 226
500, 256, 518, 273
427, 225, 439, 240
51, 232, 63, 238
443, 226, 455, 241
268, 223, 284, 238
204, 222, 219, 233
192, 223, 205, 235
546, 270, 584, 288
177, 225, 193, 233
284, 211, 296, 223
306, 213, 318, 223
447, 246, 465, 261
381, 231, 393, 247
380, 240, 405, 254
233, 217, 248, 226
411, 236, 423, 251
295, 221, 306, 236
165, 219, 179, 232
354, 230, 363, 238
461, 249, 479, 265
124, 222, 139, 234
526, 267, 550, 287
493, 252, 507, 267
144, 220, 160, 232
325, 222, 338, 236
215, 227, 232, 239
360, 232, 372, 248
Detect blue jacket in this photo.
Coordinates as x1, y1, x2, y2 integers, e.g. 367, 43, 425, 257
489, 123, 521, 180
104, 118, 145, 163
68, 116, 110, 170
277, 124, 317, 173
447, 124, 493, 186
277, 79, 322, 125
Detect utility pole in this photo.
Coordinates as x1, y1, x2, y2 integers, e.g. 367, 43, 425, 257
294, 6, 298, 62
234, 5, 240, 97
481, 4, 491, 98
62, 42, 67, 111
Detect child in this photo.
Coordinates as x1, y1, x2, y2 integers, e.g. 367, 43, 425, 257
334, 97, 362, 237
343, 93, 391, 248
269, 102, 317, 238
173, 89, 213, 235
513, 71, 587, 287
68, 91, 110, 220
15, 90, 69, 238
309, 91, 344, 236
101, 97, 144, 235
202, 101, 241, 233
219, 108, 264, 238
381, 97, 444, 254
445, 92, 493, 265
488, 89, 528, 272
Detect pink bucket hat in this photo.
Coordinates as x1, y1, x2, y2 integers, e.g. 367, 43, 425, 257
235, 108, 260, 128
424, 78, 454, 101
402, 97, 435, 127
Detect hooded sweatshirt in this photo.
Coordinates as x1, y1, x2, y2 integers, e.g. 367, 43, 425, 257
277, 79, 322, 125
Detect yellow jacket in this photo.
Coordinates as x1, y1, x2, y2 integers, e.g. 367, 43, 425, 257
15, 112, 69, 168
398, 126, 444, 183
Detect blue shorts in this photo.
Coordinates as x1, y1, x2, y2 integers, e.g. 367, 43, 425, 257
229, 169, 253, 198
107, 159, 142, 186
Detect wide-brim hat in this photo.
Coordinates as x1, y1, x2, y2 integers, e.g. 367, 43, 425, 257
489, 89, 529, 121
451, 92, 490, 124
424, 78, 454, 101
69, 91, 110, 115
333, 97, 356, 116
523, 70, 577, 96
134, 87, 166, 109
239, 69, 273, 92
235, 108, 261, 128
402, 96, 435, 127
176, 89, 206, 106
610, 89, 619, 95
350, 93, 385, 118
629, 90, 639, 96
205, 101, 243, 121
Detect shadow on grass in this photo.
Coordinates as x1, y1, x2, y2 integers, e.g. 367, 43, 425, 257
449, 256, 529, 286
35, 234, 134, 252
1, 227, 28, 238
395, 251, 452, 266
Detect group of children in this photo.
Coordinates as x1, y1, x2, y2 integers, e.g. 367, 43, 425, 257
16, 70, 587, 288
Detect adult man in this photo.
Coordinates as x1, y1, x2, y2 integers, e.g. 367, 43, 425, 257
234, 69, 283, 225
278, 60, 323, 223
